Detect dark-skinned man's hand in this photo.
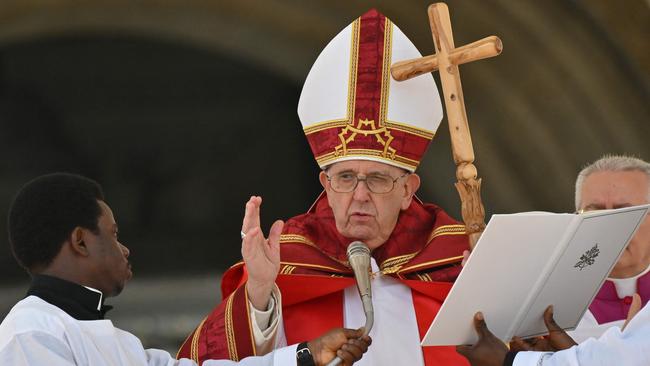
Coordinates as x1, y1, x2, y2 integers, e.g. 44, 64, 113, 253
456, 312, 508, 366
308, 327, 372, 366
510, 305, 577, 352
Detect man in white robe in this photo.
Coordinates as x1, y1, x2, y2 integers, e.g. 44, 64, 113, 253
0, 173, 370, 366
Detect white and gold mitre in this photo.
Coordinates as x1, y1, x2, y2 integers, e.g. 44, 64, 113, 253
298, 9, 443, 172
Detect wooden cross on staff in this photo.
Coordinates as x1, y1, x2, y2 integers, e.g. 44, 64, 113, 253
391, 3, 503, 249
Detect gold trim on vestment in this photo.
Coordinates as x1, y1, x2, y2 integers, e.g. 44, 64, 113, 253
280, 234, 350, 267
280, 234, 317, 247
281, 265, 297, 275
304, 119, 435, 141
318, 148, 420, 164
316, 149, 418, 171
243, 287, 257, 356
224, 293, 238, 361
428, 225, 466, 242
280, 261, 349, 274
385, 121, 435, 139
303, 119, 350, 135
398, 255, 464, 274
348, 18, 360, 125
379, 18, 392, 127
183, 316, 206, 363
380, 253, 417, 270
227, 261, 245, 271
377, 225, 467, 274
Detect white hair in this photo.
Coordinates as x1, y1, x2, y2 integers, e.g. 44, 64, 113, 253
575, 154, 650, 210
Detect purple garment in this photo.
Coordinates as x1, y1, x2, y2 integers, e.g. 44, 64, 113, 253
589, 270, 650, 324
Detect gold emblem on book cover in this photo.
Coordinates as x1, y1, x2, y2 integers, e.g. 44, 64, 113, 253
574, 244, 600, 271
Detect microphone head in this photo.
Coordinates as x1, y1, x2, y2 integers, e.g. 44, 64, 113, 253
347, 241, 370, 259
347, 241, 371, 270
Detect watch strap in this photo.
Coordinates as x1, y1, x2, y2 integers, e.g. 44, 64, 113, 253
296, 341, 316, 366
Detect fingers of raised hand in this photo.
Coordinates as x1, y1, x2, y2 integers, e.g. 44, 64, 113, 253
242, 196, 262, 234
241, 227, 263, 258
267, 220, 284, 250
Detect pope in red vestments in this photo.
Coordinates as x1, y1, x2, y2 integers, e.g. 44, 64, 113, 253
178, 9, 471, 366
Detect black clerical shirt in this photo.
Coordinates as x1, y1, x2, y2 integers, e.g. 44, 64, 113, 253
26, 274, 112, 321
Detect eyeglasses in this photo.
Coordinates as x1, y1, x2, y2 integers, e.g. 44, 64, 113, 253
326, 171, 410, 194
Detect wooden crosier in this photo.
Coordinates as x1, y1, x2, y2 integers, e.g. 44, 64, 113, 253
391, 3, 502, 248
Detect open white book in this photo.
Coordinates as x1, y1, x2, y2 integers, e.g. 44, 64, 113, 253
421, 204, 650, 346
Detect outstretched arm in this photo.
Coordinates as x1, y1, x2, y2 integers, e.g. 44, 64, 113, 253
195, 328, 371, 366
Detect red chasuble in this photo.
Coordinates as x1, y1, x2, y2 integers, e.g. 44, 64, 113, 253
177, 193, 470, 365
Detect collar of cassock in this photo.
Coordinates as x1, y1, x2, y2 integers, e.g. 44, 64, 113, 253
27, 274, 113, 320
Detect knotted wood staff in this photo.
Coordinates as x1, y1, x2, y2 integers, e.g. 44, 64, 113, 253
391, 3, 502, 249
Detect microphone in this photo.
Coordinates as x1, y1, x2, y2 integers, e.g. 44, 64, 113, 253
347, 241, 374, 333
326, 241, 374, 366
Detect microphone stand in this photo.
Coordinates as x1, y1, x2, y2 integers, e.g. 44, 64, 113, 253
326, 241, 374, 366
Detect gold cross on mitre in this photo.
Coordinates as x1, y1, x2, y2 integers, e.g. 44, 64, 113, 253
391, 3, 503, 249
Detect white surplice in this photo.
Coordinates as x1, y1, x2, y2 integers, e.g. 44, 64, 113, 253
513, 302, 650, 366
0, 296, 297, 366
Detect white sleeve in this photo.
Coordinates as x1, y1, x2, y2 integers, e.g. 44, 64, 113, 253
567, 309, 625, 344
512, 311, 650, 366
249, 285, 282, 354
144, 344, 298, 366
0, 331, 76, 366
200, 344, 298, 366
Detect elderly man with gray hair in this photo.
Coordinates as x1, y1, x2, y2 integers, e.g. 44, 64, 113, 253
568, 154, 650, 342
454, 155, 650, 366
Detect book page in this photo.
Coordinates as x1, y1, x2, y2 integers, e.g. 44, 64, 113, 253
514, 206, 648, 337
421, 213, 574, 346
421, 205, 649, 346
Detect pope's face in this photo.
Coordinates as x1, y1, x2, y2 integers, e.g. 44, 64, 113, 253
578, 170, 650, 278
319, 160, 420, 249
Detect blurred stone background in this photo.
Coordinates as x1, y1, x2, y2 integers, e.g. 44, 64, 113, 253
0, 0, 647, 354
